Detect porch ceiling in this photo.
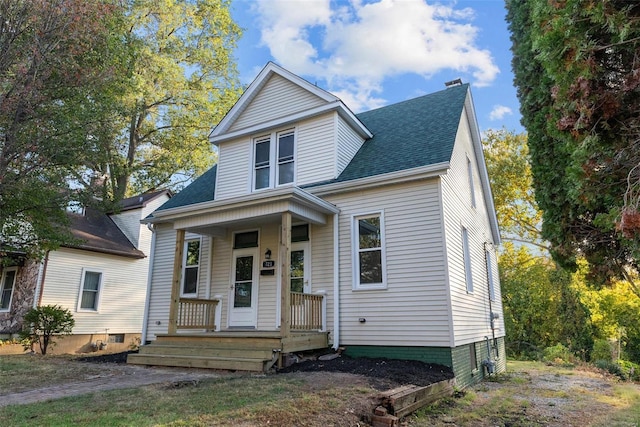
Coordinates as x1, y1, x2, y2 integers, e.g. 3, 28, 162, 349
150, 186, 339, 236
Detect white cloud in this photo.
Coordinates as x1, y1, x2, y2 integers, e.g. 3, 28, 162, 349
489, 105, 513, 121
253, 0, 499, 111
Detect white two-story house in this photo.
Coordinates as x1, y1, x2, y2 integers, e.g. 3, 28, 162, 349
129, 63, 505, 388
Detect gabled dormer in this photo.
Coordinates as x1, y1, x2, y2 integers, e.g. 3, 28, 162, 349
210, 62, 372, 200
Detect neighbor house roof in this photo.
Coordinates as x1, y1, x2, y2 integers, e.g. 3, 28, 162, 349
153, 83, 468, 213
117, 189, 172, 212
67, 208, 145, 259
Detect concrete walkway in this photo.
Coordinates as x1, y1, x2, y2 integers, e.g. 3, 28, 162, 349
0, 364, 224, 408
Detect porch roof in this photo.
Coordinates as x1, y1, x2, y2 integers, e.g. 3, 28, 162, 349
146, 186, 339, 235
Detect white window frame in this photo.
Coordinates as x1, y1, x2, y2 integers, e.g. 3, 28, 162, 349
486, 249, 496, 301
251, 128, 296, 191
467, 155, 476, 208
0, 267, 18, 312
352, 211, 387, 290
181, 238, 202, 297
77, 268, 104, 312
462, 227, 473, 293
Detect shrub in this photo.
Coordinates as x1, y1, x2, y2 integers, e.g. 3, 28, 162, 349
592, 339, 614, 362
19, 305, 75, 355
542, 343, 574, 366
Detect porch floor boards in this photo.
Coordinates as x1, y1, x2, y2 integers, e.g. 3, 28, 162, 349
127, 330, 329, 372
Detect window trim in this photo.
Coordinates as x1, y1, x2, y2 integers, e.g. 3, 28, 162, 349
0, 267, 18, 312
251, 128, 296, 191
181, 237, 202, 297
351, 211, 387, 290
77, 268, 104, 312
462, 226, 473, 293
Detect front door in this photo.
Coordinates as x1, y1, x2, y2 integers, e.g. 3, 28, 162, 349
229, 248, 258, 327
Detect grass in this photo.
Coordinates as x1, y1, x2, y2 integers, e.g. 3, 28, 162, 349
2, 356, 640, 426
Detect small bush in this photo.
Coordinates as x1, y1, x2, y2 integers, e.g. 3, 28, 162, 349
542, 344, 574, 366
595, 360, 626, 380
19, 305, 75, 355
592, 339, 613, 362
618, 360, 640, 382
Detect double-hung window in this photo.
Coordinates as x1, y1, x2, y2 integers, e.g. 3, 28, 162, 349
78, 269, 103, 311
462, 227, 473, 293
0, 267, 17, 311
253, 129, 295, 190
182, 239, 201, 296
352, 212, 386, 289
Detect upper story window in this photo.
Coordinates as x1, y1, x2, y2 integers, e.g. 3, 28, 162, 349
253, 129, 295, 190
467, 155, 476, 208
352, 212, 387, 290
182, 239, 201, 296
462, 226, 473, 293
0, 267, 17, 311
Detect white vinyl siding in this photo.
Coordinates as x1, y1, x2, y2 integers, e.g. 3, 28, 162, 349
296, 114, 336, 185
441, 108, 504, 346
336, 117, 365, 176
109, 209, 142, 247
229, 74, 326, 133
40, 248, 148, 335
216, 137, 251, 199
461, 227, 473, 293
327, 180, 451, 347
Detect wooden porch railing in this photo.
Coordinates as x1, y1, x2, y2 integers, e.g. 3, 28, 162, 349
177, 298, 219, 331
290, 292, 325, 331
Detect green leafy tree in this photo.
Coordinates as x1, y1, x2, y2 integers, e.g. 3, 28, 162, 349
0, 0, 126, 256
85, 0, 243, 200
483, 129, 545, 250
506, 0, 640, 294
19, 305, 75, 355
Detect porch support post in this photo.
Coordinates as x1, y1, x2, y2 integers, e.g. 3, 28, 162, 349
280, 211, 292, 339
168, 229, 185, 334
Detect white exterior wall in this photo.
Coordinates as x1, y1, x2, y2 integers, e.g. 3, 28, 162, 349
326, 180, 452, 347
110, 210, 142, 247
145, 224, 176, 340
336, 117, 365, 176
296, 113, 337, 185
215, 137, 251, 200
440, 109, 505, 347
40, 248, 147, 335
229, 74, 325, 133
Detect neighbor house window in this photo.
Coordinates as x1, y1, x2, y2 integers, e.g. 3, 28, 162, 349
182, 239, 201, 296
462, 227, 473, 293
252, 129, 295, 190
352, 212, 386, 289
0, 267, 17, 311
78, 269, 103, 311
486, 249, 496, 301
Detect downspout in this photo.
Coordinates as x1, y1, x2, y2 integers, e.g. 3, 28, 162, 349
332, 212, 340, 350
140, 223, 157, 345
34, 251, 50, 308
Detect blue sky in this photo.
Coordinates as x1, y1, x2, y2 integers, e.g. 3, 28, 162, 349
230, 0, 523, 133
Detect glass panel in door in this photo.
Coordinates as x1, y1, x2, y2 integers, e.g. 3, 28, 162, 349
290, 250, 304, 293
234, 256, 253, 308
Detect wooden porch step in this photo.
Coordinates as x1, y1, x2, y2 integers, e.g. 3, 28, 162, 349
153, 335, 282, 351
138, 343, 275, 360
127, 353, 270, 372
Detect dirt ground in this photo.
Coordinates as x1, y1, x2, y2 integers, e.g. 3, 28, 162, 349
79, 350, 455, 391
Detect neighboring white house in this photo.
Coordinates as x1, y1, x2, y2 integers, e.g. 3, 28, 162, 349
0, 190, 170, 354
130, 63, 505, 388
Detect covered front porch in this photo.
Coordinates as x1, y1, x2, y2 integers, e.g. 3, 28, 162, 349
128, 187, 339, 371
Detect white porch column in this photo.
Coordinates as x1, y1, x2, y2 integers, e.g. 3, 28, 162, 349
168, 229, 185, 334
279, 211, 292, 338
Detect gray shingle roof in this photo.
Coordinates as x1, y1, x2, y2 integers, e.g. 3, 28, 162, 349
155, 84, 468, 211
